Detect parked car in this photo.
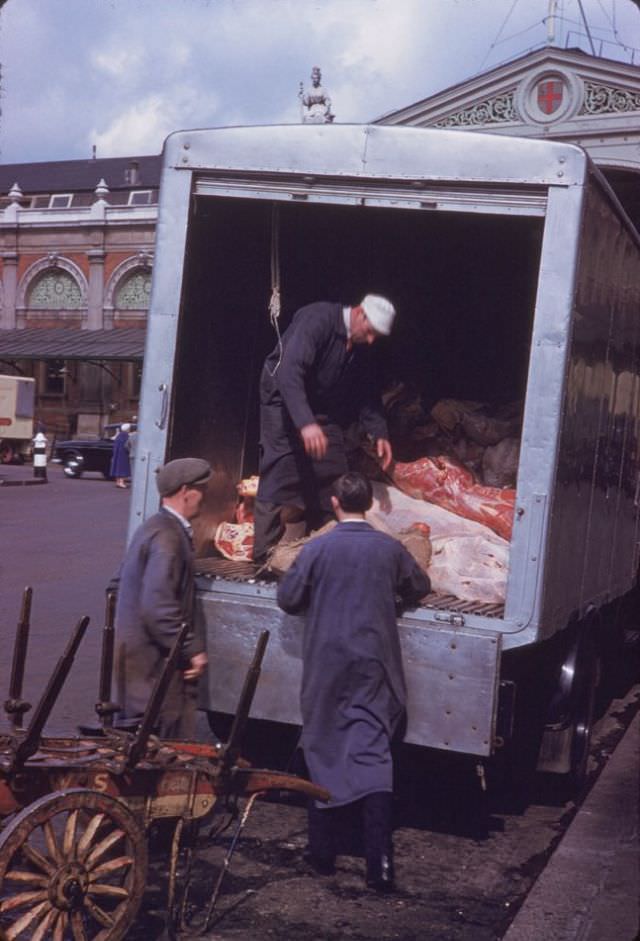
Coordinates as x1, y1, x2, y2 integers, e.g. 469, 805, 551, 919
52, 423, 136, 479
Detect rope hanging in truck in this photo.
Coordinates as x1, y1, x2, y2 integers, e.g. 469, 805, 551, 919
267, 202, 283, 377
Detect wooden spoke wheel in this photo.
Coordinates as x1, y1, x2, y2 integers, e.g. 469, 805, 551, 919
0, 789, 147, 941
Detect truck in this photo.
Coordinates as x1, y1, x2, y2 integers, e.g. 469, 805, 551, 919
128, 123, 640, 794
0, 374, 35, 464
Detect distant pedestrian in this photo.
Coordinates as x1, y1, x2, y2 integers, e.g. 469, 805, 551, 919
277, 472, 430, 892
113, 457, 211, 739
110, 422, 131, 488
126, 427, 138, 474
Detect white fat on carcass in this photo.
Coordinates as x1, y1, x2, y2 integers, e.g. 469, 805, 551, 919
367, 482, 509, 605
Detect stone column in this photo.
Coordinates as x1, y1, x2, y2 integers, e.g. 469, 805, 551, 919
86, 249, 106, 330
0, 253, 19, 329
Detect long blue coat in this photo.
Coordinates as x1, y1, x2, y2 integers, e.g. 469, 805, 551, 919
277, 521, 430, 806
257, 302, 388, 513
109, 430, 131, 479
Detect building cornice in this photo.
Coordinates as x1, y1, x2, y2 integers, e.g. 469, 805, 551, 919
0, 205, 158, 230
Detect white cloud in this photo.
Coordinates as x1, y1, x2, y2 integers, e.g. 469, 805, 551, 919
2, 0, 640, 162
90, 84, 217, 155
92, 48, 144, 79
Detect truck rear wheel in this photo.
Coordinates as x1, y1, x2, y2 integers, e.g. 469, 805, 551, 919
537, 624, 598, 796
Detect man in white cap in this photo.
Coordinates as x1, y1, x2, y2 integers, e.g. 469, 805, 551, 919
112, 457, 211, 738
254, 295, 396, 562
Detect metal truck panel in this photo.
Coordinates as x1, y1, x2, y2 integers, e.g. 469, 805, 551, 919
128, 165, 192, 538
198, 590, 501, 756
541, 179, 640, 630
501, 182, 586, 643
0, 375, 35, 444
165, 123, 586, 188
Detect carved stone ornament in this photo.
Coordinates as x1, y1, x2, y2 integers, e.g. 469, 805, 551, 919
94, 178, 110, 201
434, 90, 519, 127
516, 67, 584, 125
580, 81, 640, 115
29, 271, 83, 310
115, 271, 152, 309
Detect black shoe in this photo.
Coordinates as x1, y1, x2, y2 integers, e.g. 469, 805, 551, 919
303, 848, 335, 876
366, 854, 395, 892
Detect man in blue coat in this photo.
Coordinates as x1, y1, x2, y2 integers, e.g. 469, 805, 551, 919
113, 457, 211, 739
277, 472, 430, 891
254, 295, 396, 562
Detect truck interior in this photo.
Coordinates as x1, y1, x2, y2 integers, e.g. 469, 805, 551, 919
170, 193, 545, 616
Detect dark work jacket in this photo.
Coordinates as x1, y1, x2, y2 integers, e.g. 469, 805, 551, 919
113, 509, 204, 738
277, 521, 430, 806
257, 302, 388, 508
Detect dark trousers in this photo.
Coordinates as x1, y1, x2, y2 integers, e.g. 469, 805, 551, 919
253, 500, 284, 564
308, 791, 393, 865
253, 498, 335, 564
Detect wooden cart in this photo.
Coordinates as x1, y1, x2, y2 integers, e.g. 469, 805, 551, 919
0, 589, 327, 940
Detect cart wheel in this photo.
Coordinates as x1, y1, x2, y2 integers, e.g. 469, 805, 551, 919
0, 789, 147, 941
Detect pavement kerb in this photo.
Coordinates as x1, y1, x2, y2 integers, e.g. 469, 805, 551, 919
502, 711, 639, 941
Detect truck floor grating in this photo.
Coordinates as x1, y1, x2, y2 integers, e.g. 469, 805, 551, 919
195, 558, 259, 580
195, 557, 505, 619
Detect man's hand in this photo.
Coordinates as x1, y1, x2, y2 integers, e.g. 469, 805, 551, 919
300, 423, 328, 460
376, 438, 393, 471
184, 651, 208, 680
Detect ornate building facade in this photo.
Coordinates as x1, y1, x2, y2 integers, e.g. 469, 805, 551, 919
0, 155, 160, 437
375, 46, 640, 229
3, 46, 639, 443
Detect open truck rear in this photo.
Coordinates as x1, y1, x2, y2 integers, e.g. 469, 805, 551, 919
129, 124, 640, 791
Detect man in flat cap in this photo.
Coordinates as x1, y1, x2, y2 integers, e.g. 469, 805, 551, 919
254, 295, 397, 562
113, 457, 211, 738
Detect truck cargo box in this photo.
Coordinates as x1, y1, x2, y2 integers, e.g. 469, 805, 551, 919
0, 374, 35, 463
129, 125, 640, 763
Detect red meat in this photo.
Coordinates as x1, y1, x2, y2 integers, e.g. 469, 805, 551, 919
214, 521, 255, 561
391, 454, 515, 541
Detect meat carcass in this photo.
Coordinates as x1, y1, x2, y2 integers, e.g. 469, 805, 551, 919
482, 437, 520, 489
235, 475, 258, 523
431, 398, 520, 446
214, 521, 254, 562
391, 454, 515, 541
266, 519, 432, 579
367, 482, 509, 604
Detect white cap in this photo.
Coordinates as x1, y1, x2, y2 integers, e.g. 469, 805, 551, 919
120, 423, 131, 432
360, 294, 396, 336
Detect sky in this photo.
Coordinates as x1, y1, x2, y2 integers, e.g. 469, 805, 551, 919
1, 0, 640, 165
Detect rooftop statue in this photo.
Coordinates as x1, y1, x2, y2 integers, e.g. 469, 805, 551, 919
299, 66, 335, 124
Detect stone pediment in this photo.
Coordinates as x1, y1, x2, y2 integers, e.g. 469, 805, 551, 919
376, 47, 640, 137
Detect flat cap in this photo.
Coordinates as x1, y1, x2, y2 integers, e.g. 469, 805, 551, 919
156, 458, 212, 496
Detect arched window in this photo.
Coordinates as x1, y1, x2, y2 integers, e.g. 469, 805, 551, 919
115, 269, 152, 309
28, 270, 83, 309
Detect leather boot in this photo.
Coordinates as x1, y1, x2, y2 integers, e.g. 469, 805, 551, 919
305, 801, 336, 875
365, 853, 395, 892
363, 791, 395, 892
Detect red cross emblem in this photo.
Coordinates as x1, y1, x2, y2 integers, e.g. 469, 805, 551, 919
537, 78, 563, 115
